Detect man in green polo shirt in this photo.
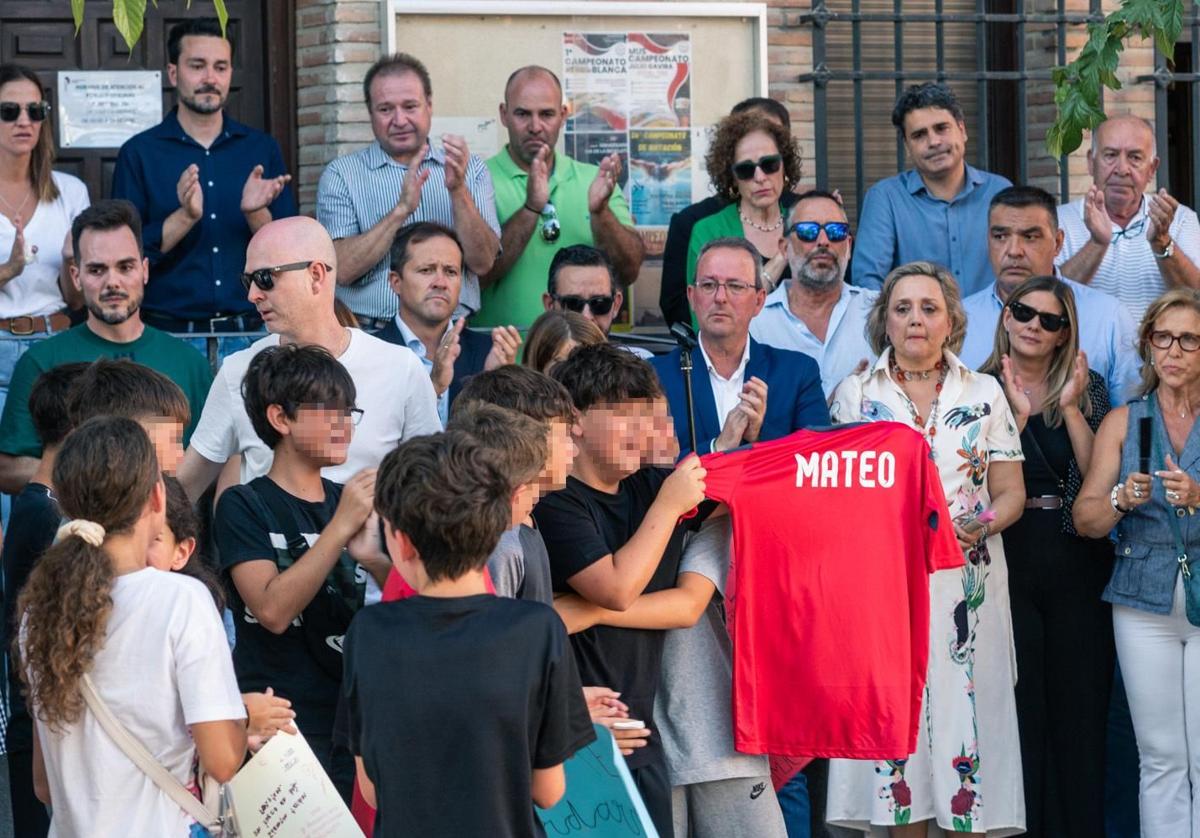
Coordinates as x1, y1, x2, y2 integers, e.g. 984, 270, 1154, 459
477, 65, 645, 328
0, 200, 212, 493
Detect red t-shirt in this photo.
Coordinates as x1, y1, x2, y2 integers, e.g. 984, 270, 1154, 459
700, 422, 962, 759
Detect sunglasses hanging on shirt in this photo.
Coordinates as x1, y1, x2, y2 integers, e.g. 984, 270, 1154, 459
539, 202, 561, 243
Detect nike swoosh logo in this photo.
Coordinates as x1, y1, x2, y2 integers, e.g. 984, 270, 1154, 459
750, 782, 766, 800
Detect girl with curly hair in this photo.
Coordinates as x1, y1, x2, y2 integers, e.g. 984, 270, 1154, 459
15, 416, 246, 836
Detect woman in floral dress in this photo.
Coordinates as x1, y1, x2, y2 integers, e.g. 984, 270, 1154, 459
825, 262, 1027, 837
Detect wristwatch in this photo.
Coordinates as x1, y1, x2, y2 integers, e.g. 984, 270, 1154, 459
1153, 240, 1175, 260
1111, 483, 1131, 514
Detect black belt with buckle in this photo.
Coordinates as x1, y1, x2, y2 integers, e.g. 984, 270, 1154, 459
141, 311, 264, 334
1025, 495, 1064, 510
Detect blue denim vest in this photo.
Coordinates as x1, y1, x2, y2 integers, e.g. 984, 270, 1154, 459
1105, 395, 1200, 614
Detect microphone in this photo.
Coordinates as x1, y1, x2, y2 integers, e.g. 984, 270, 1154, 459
1138, 417, 1152, 475
669, 321, 697, 351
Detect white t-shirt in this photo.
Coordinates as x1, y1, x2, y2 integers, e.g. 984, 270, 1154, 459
0, 172, 90, 318
28, 569, 244, 838
189, 328, 442, 483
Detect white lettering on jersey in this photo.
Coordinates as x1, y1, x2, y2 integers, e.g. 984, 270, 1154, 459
795, 450, 896, 489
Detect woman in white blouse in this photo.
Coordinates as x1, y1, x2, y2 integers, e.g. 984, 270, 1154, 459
825, 261, 1027, 837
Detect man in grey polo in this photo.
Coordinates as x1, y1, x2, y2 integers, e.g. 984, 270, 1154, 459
316, 53, 500, 328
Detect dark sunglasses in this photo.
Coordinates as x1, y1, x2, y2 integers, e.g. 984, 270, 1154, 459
1008, 300, 1069, 333
790, 221, 851, 243
0, 102, 50, 123
539, 202, 561, 243
731, 154, 783, 181
554, 294, 615, 316
240, 260, 324, 292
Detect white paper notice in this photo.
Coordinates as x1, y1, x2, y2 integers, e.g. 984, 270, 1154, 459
57, 71, 162, 149
226, 731, 362, 838
430, 116, 503, 161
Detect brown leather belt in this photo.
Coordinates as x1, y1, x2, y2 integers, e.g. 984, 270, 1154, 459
1026, 495, 1064, 509
0, 313, 71, 336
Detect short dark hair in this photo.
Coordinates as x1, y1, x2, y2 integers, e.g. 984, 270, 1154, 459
67, 359, 191, 429
731, 96, 791, 128
375, 431, 512, 583
167, 18, 228, 65
547, 245, 617, 297
390, 221, 463, 274
989, 185, 1060, 232
447, 402, 548, 490
550, 343, 662, 412
72, 199, 143, 264
695, 236, 762, 287
455, 366, 576, 424
241, 344, 357, 449
891, 82, 965, 137
364, 53, 431, 107
29, 362, 90, 448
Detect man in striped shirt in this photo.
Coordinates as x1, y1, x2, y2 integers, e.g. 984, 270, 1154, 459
316, 53, 500, 328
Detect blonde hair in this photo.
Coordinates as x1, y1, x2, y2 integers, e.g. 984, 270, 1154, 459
979, 275, 1092, 427
865, 261, 966, 357
1136, 288, 1200, 396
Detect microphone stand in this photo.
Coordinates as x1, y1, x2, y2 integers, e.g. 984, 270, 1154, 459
669, 322, 700, 456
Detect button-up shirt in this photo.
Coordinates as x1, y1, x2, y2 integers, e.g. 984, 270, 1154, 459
750, 281, 878, 397
850, 164, 1012, 296
317, 140, 500, 320
959, 275, 1141, 405
111, 109, 296, 321
698, 336, 751, 431
393, 313, 452, 427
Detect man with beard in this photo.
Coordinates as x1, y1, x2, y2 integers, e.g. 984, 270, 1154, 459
112, 18, 296, 358
0, 200, 212, 492
751, 190, 877, 397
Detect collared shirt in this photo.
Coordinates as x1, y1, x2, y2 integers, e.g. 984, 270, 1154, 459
479, 147, 634, 328
111, 109, 296, 321
1056, 194, 1200, 324
750, 281, 878, 397
316, 140, 500, 320
698, 336, 751, 430
850, 164, 1012, 296
958, 275, 1141, 405
393, 313, 451, 427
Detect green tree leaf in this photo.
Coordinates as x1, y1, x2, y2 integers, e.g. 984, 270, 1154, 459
70, 0, 85, 34
212, 0, 229, 35
112, 0, 148, 52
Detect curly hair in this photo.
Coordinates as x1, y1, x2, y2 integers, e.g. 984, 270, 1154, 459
705, 110, 802, 203
15, 417, 160, 732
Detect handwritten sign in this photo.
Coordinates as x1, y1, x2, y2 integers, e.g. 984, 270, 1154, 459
536, 724, 658, 838
226, 730, 362, 838
57, 71, 162, 148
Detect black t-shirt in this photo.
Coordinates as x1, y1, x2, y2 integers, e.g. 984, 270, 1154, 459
1, 482, 59, 753
534, 467, 690, 769
214, 476, 359, 736
343, 594, 593, 838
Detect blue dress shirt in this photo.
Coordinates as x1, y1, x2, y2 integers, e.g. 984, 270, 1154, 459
111, 109, 296, 321
750, 281, 879, 397
850, 164, 1011, 297
959, 276, 1141, 405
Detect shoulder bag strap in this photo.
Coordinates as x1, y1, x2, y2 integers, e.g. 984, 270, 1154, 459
79, 673, 218, 828
1147, 397, 1191, 574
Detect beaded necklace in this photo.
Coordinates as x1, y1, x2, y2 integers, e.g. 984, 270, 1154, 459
890, 354, 949, 453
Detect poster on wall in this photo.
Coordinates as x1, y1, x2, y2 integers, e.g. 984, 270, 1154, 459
57, 71, 162, 149
563, 32, 691, 233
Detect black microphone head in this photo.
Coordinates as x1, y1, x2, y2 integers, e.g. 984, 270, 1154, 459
1139, 416, 1153, 472
669, 321, 697, 350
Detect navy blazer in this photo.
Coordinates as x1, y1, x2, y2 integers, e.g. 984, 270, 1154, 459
375, 319, 492, 406
650, 338, 829, 458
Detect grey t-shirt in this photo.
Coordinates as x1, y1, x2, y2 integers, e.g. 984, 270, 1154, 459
487, 525, 524, 600
517, 522, 554, 606
485, 523, 554, 607
654, 515, 771, 786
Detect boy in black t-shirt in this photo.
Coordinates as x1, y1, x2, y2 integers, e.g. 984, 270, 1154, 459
344, 431, 593, 837
535, 344, 708, 837
213, 344, 389, 801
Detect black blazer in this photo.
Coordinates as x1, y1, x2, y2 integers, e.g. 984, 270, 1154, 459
375, 319, 492, 406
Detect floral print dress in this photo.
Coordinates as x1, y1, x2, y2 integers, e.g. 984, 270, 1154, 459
825, 349, 1027, 837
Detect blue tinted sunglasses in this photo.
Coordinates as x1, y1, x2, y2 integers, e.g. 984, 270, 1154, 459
790, 221, 850, 243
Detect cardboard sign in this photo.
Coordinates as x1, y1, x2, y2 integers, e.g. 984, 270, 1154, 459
536, 724, 658, 837
226, 730, 362, 838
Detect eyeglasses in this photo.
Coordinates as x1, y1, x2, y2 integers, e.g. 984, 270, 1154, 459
1008, 300, 1070, 333
790, 221, 851, 243
240, 261, 326, 292
731, 154, 783, 181
1112, 215, 1147, 243
694, 278, 759, 297
554, 294, 615, 316
1149, 330, 1200, 352
0, 102, 50, 123
294, 404, 365, 426
538, 202, 561, 243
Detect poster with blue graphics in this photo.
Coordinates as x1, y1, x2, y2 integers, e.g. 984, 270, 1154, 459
536, 723, 659, 837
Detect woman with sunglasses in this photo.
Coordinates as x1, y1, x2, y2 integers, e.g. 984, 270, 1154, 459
1075, 288, 1200, 835
826, 262, 1026, 838
0, 65, 89, 414
680, 112, 802, 314
977, 275, 1113, 838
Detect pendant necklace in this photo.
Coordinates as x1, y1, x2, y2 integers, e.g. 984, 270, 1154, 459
891, 355, 949, 456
